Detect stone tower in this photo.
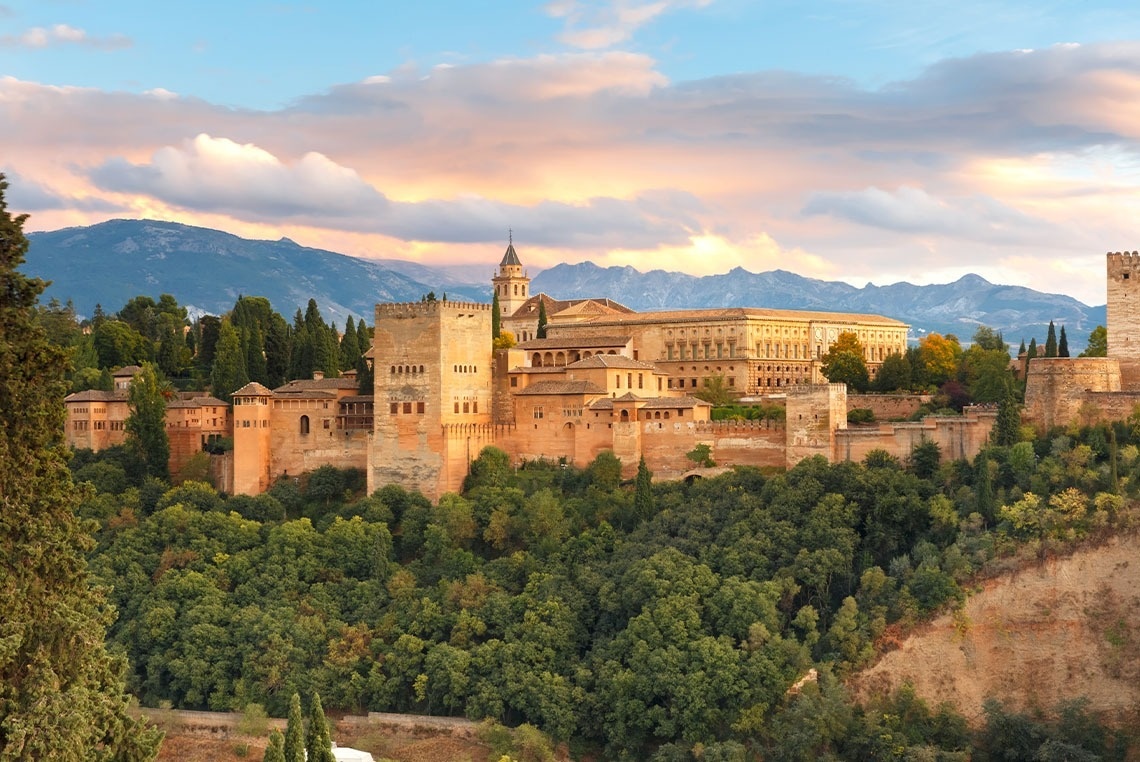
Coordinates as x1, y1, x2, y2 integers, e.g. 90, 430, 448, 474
1107, 251, 1140, 386
368, 299, 494, 500
491, 238, 529, 319
231, 382, 274, 495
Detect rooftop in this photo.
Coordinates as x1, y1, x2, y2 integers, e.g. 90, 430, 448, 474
515, 335, 632, 350
514, 380, 607, 396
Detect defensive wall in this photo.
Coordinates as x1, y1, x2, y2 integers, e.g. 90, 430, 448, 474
846, 393, 933, 421
1023, 358, 1121, 430
1107, 252, 1140, 387
835, 406, 997, 464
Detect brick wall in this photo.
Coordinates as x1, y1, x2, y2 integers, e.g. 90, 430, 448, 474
847, 393, 933, 420
1024, 358, 1121, 429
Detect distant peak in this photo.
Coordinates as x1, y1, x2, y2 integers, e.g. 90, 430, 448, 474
278, 237, 298, 246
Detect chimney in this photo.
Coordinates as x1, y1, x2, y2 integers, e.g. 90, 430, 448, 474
313, 370, 325, 381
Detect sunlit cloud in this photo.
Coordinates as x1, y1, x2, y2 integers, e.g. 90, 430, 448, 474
548, 0, 713, 49
0, 24, 131, 50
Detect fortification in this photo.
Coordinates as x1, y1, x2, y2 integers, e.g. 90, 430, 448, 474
1107, 252, 1140, 387
1023, 357, 1121, 429
368, 300, 494, 500
785, 384, 847, 466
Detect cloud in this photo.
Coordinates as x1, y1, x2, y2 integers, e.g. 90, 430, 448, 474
2, 171, 124, 213
0, 24, 131, 50
802, 186, 1060, 244
88, 134, 700, 248
548, 0, 712, 49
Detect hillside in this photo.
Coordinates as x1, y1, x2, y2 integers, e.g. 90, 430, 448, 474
853, 533, 1140, 722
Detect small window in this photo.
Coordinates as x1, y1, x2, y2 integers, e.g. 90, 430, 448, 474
403, 402, 412, 414
390, 403, 398, 414
299, 415, 310, 434
511, 377, 518, 387
417, 402, 425, 414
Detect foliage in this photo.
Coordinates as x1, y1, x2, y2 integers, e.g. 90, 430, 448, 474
1080, 326, 1107, 358
695, 373, 736, 405
0, 173, 162, 759
1045, 320, 1058, 358
536, 300, 548, 339
493, 331, 517, 351
126, 362, 172, 481
284, 693, 304, 762
686, 443, 716, 467
820, 331, 869, 392
212, 320, 249, 403
873, 352, 912, 392
262, 729, 285, 762
492, 292, 501, 339
305, 693, 334, 762
847, 408, 875, 425
918, 333, 962, 387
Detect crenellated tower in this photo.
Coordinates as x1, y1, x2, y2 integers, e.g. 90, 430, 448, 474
368, 299, 493, 500
491, 236, 530, 319
1107, 251, 1140, 387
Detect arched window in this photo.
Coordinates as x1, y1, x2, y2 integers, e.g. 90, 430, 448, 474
300, 415, 310, 435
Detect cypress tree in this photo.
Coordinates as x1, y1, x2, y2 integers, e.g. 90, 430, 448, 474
212, 320, 249, 402
1027, 337, 1038, 360
340, 317, 360, 371
1045, 321, 1058, 357
1058, 325, 1069, 357
283, 693, 304, 762
1018, 339, 1026, 356
265, 312, 291, 388
992, 387, 1021, 447
536, 299, 548, 339
634, 456, 654, 521
492, 292, 501, 339
263, 729, 286, 762
244, 322, 268, 386
0, 173, 163, 759
305, 693, 335, 762
126, 362, 172, 482
974, 454, 996, 522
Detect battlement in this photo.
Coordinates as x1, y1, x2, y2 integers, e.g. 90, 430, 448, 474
1107, 251, 1140, 276
375, 300, 492, 319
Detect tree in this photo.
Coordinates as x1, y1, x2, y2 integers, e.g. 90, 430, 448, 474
820, 331, 869, 392
1045, 321, 1058, 358
263, 729, 286, 762
305, 693, 335, 762
695, 372, 735, 405
1018, 339, 1026, 356
1080, 326, 1107, 358
0, 173, 162, 759
211, 320, 249, 403
874, 352, 911, 392
1058, 325, 1070, 358
917, 333, 961, 386
634, 456, 654, 521
992, 387, 1021, 446
492, 292, 502, 339
1027, 337, 1038, 360
536, 300, 548, 339
126, 362, 172, 482
196, 315, 222, 371
340, 317, 360, 372
284, 693, 304, 762
972, 325, 1007, 352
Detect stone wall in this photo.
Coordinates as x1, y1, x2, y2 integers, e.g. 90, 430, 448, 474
835, 407, 996, 464
1023, 357, 1121, 429
847, 393, 933, 421
1107, 252, 1140, 366
786, 384, 847, 466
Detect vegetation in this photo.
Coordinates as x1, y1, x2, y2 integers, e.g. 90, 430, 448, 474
0, 173, 162, 759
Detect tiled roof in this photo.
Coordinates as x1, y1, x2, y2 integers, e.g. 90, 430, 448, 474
552, 307, 907, 327
565, 355, 659, 370
514, 380, 607, 396
641, 395, 710, 409
500, 242, 521, 267
338, 395, 375, 404
111, 365, 143, 377
273, 377, 358, 393
65, 390, 124, 403
508, 293, 634, 320
168, 395, 230, 409
232, 382, 274, 396
515, 335, 631, 350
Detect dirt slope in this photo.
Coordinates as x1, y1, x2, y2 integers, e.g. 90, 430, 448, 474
853, 533, 1140, 722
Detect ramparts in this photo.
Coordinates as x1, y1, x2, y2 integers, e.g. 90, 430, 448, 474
1024, 358, 1121, 429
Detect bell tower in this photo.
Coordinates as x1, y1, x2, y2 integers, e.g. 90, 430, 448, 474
491, 232, 530, 319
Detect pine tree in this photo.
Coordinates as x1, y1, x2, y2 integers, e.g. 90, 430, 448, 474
536, 299, 548, 339
284, 693, 304, 762
1058, 325, 1069, 357
1027, 337, 1038, 360
974, 454, 996, 522
265, 312, 291, 388
263, 729, 286, 762
305, 693, 335, 762
0, 173, 162, 758
634, 456, 654, 520
492, 292, 501, 339
244, 322, 268, 385
212, 320, 249, 403
126, 362, 172, 482
1018, 339, 1026, 356
1045, 321, 1058, 357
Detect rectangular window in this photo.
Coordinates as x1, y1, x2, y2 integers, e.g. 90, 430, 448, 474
454, 402, 460, 413
403, 402, 412, 414
472, 401, 478, 414
533, 406, 544, 419
510, 377, 518, 387
390, 402, 399, 414
417, 402, 425, 414
323, 419, 330, 429
463, 402, 470, 413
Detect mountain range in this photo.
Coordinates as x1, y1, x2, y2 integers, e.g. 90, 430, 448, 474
24, 219, 1105, 350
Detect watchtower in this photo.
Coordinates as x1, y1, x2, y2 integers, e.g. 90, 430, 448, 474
1107, 252, 1140, 386
491, 236, 530, 319
368, 299, 493, 499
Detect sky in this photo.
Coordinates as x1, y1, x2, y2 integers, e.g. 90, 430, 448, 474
4, 1, 1140, 306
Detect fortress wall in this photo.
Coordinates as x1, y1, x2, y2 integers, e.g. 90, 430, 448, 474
1107, 252, 1140, 362
639, 419, 786, 478
786, 384, 847, 466
835, 410, 996, 464
1074, 391, 1140, 425
503, 416, 612, 470
1024, 358, 1121, 429
847, 393, 933, 420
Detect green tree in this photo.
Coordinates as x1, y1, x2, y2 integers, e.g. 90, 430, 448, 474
340, 317, 361, 372
917, 333, 962, 386
536, 300, 548, 339
820, 332, 869, 392
695, 372, 735, 405
263, 729, 286, 762
126, 362, 172, 482
1058, 325, 1069, 358
284, 693, 304, 762
1045, 320, 1058, 358
92, 319, 151, 368
1080, 325, 1107, 358
634, 455, 654, 521
1027, 337, 1038, 360
0, 173, 162, 759
305, 693, 334, 762
196, 315, 222, 372
972, 326, 1007, 352
992, 387, 1021, 447
492, 292, 502, 339
1018, 338, 1026, 356
244, 322, 268, 386
211, 320, 249, 403
873, 352, 911, 392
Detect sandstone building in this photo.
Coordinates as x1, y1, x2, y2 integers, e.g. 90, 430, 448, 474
67, 242, 1007, 501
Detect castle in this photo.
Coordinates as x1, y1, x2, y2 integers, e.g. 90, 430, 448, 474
66, 244, 1012, 500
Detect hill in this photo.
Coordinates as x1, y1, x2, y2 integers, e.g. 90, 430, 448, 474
532, 262, 1106, 351
24, 219, 488, 323
853, 533, 1140, 722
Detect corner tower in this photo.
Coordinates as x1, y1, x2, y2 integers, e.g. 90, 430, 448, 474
491, 236, 530, 319
1107, 251, 1140, 387
368, 299, 493, 500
